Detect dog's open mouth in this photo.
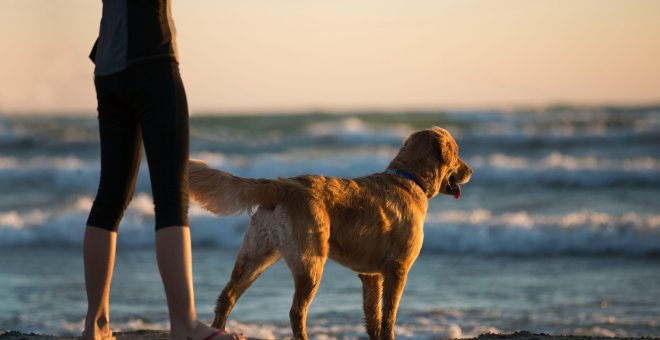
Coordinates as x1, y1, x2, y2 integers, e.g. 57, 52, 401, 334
445, 176, 461, 200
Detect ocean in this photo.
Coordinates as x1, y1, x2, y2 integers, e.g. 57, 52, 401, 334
1, 107, 659, 338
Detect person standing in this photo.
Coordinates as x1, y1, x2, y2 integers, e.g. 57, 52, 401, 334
82, 1, 241, 339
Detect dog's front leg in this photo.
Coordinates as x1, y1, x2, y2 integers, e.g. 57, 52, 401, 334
380, 266, 409, 340
358, 273, 384, 339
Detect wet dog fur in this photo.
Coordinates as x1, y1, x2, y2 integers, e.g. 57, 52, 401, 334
188, 127, 472, 340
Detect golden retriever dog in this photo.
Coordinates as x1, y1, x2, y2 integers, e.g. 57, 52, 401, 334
188, 127, 472, 340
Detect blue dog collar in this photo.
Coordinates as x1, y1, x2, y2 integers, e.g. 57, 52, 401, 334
384, 169, 426, 193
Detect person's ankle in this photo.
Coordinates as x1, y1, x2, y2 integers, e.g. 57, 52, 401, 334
169, 318, 202, 338
81, 315, 112, 339
174, 312, 199, 329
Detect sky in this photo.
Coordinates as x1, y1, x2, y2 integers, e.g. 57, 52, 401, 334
1, 0, 659, 114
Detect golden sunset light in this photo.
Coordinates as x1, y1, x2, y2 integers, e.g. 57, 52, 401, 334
1, 0, 659, 114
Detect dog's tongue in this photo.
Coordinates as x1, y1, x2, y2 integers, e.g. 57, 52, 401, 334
453, 185, 461, 200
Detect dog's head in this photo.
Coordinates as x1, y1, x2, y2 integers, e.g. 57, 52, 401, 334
387, 127, 472, 199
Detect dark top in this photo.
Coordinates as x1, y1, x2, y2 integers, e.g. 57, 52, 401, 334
90, 0, 179, 76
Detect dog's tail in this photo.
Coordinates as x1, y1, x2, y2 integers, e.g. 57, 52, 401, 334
188, 159, 288, 216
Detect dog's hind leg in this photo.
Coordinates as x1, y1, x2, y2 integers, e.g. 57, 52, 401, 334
358, 273, 384, 340
211, 236, 280, 329
285, 256, 326, 340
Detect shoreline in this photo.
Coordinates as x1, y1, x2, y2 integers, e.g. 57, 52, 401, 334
1, 331, 657, 340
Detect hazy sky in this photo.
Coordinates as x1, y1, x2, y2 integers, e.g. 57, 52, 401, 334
1, 0, 659, 114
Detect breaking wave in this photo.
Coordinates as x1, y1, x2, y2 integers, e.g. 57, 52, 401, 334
2, 195, 658, 256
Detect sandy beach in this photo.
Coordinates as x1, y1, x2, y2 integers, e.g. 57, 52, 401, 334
1, 330, 656, 340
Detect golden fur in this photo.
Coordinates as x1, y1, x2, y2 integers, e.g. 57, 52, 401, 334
189, 127, 472, 340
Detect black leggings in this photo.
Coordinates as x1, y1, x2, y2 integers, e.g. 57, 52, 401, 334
87, 61, 189, 231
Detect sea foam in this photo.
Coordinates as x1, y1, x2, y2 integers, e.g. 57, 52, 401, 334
2, 194, 658, 255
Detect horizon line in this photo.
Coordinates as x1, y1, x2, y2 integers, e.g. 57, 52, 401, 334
2, 101, 660, 117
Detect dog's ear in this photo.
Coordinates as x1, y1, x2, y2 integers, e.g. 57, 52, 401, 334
396, 130, 428, 163
391, 129, 442, 169
399, 127, 457, 165
402, 134, 411, 146
388, 128, 449, 198
430, 127, 457, 167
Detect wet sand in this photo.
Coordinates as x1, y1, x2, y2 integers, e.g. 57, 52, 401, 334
1, 330, 656, 340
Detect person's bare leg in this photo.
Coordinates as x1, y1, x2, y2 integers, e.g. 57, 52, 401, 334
82, 226, 117, 340
155, 226, 242, 340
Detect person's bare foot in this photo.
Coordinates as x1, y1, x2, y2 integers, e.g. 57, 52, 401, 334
171, 320, 244, 340
81, 315, 115, 340
81, 325, 115, 340
80, 330, 115, 340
